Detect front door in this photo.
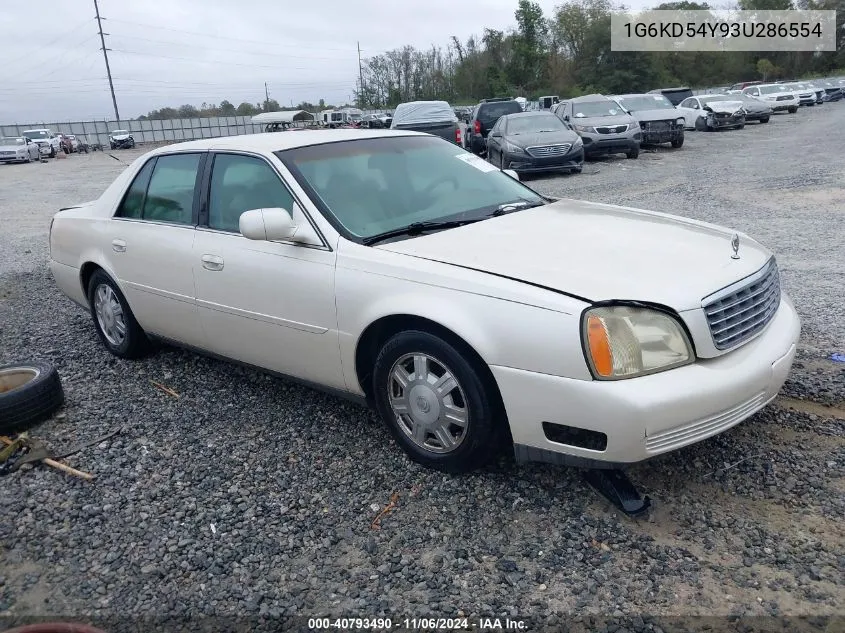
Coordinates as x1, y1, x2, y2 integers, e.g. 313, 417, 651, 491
191, 152, 344, 389
108, 151, 207, 348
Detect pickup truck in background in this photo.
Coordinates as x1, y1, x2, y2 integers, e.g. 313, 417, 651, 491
390, 100, 461, 145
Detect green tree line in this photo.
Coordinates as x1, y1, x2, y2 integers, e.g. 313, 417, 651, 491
137, 98, 346, 120
356, 0, 845, 107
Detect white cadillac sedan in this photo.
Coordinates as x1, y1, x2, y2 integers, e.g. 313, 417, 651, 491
48, 130, 800, 473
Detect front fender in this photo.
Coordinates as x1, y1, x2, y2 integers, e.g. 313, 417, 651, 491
335, 260, 593, 395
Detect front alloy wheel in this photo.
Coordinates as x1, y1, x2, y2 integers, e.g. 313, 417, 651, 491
388, 352, 468, 454
372, 330, 507, 473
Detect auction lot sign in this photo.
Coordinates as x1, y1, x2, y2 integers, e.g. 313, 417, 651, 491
611, 10, 837, 52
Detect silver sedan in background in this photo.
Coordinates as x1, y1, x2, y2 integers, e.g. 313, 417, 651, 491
0, 136, 41, 163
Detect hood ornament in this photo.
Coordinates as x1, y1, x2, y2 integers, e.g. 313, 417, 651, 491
731, 233, 740, 259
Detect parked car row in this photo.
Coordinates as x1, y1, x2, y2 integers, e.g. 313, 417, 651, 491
0, 127, 98, 164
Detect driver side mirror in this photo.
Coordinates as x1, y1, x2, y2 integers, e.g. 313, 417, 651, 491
240, 208, 298, 241
563, 114, 570, 121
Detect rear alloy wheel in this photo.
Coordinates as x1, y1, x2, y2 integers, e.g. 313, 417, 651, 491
87, 269, 150, 359
372, 330, 506, 473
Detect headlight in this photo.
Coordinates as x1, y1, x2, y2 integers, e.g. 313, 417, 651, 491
573, 124, 595, 133
629, 120, 640, 129
572, 136, 583, 148
675, 117, 685, 126
582, 305, 693, 380
505, 141, 524, 154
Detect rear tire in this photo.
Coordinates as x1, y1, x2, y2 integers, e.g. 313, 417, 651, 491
87, 269, 150, 359
760, 116, 770, 123
371, 330, 507, 474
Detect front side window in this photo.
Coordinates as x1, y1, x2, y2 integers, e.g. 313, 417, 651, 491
207, 153, 295, 233
141, 153, 202, 224
279, 135, 545, 241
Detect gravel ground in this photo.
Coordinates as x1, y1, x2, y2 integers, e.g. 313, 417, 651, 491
1, 107, 843, 631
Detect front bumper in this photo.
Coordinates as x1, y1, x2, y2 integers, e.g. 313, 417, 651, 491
639, 125, 683, 145
36, 144, 51, 155
503, 147, 584, 173
496, 293, 800, 467
581, 135, 640, 157
707, 113, 744, 128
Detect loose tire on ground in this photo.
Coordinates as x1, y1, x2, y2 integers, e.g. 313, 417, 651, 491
371, 330, 508, 473
0, 361, 65, 433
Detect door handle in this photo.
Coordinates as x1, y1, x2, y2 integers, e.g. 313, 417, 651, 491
201, 254, 224, 271
112, 239, 126, 253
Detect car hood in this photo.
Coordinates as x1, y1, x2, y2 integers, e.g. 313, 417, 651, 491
0, 143, 27, 151
377, 199, 771, 311
703, 101, 745, 114
111, 133, 131, 139
630, 109, 681, 122
570, 113, 634, 127
505, 130, 579, 147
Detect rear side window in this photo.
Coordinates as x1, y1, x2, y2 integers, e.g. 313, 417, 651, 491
142, 153, 202, 225
116, 159, 155, 219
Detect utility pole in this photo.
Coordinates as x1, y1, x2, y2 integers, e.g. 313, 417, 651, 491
93, 0, 119, 121
357, 42, 365, 109
265, 82, 270, 109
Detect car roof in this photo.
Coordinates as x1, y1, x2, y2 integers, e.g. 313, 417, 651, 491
146, 129, 424, 156
569, 94, 610, 102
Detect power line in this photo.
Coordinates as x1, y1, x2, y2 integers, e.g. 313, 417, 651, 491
94, 0, 120, 120
109, 48, 355, 72
103, 17, 365, 53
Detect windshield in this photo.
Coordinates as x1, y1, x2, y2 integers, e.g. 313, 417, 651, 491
758, 85, 785, 94
278, 135, 545, 241
616, 95, 674, 111
571, 101, 622, 118
506, 115, 567, 134
23, 130, 48, 139
1, 137, 25, 145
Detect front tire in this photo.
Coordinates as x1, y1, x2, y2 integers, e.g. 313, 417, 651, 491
49, 146, 56, 158
760, 116, 770, 123
788, 106, 798, 113
671, 135, 684, 148
87, 270, 150, 359
626, 146, 639, 159
372, 330, 507, 473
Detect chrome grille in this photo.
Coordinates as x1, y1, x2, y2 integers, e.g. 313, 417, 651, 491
595, 125, 628, 134
702, 258, 781, 350
525, 143, 572, 157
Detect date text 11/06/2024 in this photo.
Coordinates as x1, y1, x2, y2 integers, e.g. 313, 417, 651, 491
307, 617, 528, 630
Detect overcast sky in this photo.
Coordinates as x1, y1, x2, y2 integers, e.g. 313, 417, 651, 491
1, 0, 654, 124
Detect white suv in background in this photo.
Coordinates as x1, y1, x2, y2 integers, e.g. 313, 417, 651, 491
20, 128, 62, 157
743, 84, 799, 113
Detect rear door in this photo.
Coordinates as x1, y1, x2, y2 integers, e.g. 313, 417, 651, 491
108, 152, 207, 348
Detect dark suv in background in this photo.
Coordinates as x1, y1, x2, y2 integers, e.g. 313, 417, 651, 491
465, 98, 523, 156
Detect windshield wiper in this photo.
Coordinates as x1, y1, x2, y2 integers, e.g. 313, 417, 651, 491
362, 219, 482, 246
489, 199, 546, 216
